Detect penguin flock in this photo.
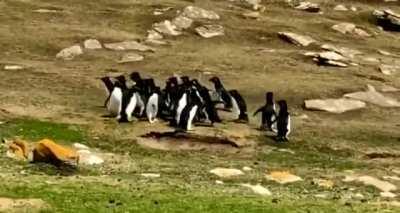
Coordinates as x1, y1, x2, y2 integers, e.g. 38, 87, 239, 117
100, 71, 291, 142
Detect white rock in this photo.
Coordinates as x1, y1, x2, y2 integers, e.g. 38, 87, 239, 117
244, 0, 264, 11
141, 173, 161, 178
277, 148, 296, 154
314, 193, 329, 199
278, 32, 316, 47
172, 15, 193, 30
83, 39, 102, 49
195, 25, 225, 38
378, 49, 393, 56
104, 41, 154, 52
3, 65, 24, 70
241, 184, 272, 196
344, 85, 400, 107
210, 168, 244, 178
383, 176, 400, 181
242, 166, 252, 171
265, 171, 303, 184
215, 180, 224, 184
153, 20, 182, 36
181, 6, 220, 20
318, 51, 346, 61
34, 9, 59, 13
73, 143, 90, 150
381, 85, 400, 92
381, 192, 397, 198
321, 44, 362, 59
56, 45, 83, 60
295, 2, 320, 13
344, 175, 397, 192
379, 64, 400, 75
334, 5, 348, 11
350, 6, 357, 12
242, 11, 261, 19
332, 22, 356, 34
353, 28, 371, 37
118, 53, 144, 63
147, 30, 163, 40
305, 98, 366, 113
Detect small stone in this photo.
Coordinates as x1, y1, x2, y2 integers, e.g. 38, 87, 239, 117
350, 6, 357, 12
278, 32, 316, 47
33, 9, 59, 13
295, 2, 320, 13
332, 22, 356, 34
265, 171, 302, 184
381, 192, 397, 198
147, 30, 163, 40
84, 39, 102, 49
321, 44, 362, 58
378, 49, 393, 56
353, 28, 371, 37
379, 64, 400, 75
334, 5, 348, 11
277, 148, 295, 154
172, 15, 193, 30
73, 143, 90, 150
56, 45, 83, 60
117, 53, 144, 63
314, 193, 329, 199
141, 173, 161, 178
3, 65, 24, 70
215, 180, 224, 184
242, 166, 252, 171
153, 20, 182, 36
195, 25, 224, 38
242, 11, 260, 19
181, 6, 220, 20
210, 168, 244, 178
241, 184, 272, 196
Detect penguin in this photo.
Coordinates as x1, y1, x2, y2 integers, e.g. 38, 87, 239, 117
191, 79, 221, 124
229, 90, 249, 122
100, 76, 114, 107
118, 88, 138, 123
253, 92, 277, 130
175, 91, 188, 126
115, 75, 128, 89
178, 89, 201, 131
146, 87, 162, 123
275, 100, 291, 142
209, 77, 232, 109
107, 81, 123, 117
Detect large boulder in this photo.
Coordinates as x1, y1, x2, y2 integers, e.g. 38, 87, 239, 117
344, 85, 400, 107
104, 41, 154, 52
305, 98, 366, 113
181, 6, 220, 20
195, 25, 225, 38
278, 32, 316, 46
373, 9, 400, 32
56, 45, 83, 60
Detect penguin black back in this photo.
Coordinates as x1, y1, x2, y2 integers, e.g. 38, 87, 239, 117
229, 90, 248, 122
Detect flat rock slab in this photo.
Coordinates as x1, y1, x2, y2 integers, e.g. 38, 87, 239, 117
141, 173, 161, 178
118, 53, 144, 63
153, 20, 182, 36
344, 85, 400, 107
265, 171, 302, 184
210, 168, 244, 178
379, 64, 400, 75
295, 2, 320, 13
278, 32, 316, 47
305, 98, 366, 113
56, 45, 83, 60
334, 5, 348, 11
181, 6, 220, 20
331, 23, 371, 37
3, 65, 24, 70
344, 175, 397, 192
321, 44, 362, 59
84, 39, 102, 49
196, 25, 225, 38
241, 184, 272, 196
104, 41, 154, 52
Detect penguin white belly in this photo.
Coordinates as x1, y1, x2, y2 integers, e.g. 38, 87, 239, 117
135, 93, 145, 116
146, 93, 159, 123
230, 96, 240, 118
107, 88, 122, 117
125, 93, 138, 122
187, 105, 198, 131
271, 115, 278, 133
175, 93, 187, 124
286, 115, 291, 137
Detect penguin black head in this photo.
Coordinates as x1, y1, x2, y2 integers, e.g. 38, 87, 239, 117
144, 78, 156, 88
130, 72, 141, 82
115, 75, 126, 84
278, 100, 288, 114
266, 92, 274, 104
113, 80, 124, 89
168, 77, 178, 86
181, 76, 190, 83
209, 76, 223, 88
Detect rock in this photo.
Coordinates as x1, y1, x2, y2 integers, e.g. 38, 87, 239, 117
314, 193, 329, 199
146, 30, 167, 45
215, 180, 224, 184
379, 64, 400, 75
383, 176, 400, 181
241, 184, 272, 196
305, 98, 366, 113
153, 20, 182, 36
181, 6, 220, 20
195, 25, 225, 38
3, 65, 24, 70
172, 15, 193, 30
344, 85, 400, 107
334, 5, 348, 11
381, 192, 397, 198
331, 23, 371, 37
104, 41, 154, 52
295, 2, 320, 13
378, 49, 393, 56
242, 11, 261, 19
153, 7, 173, 16
362, 57, 380, 64
33, 9, 59, 13
242, 166, 252, 171
73, 143, 89, 150
373, 9, 400, 31
117, 53, 144, 63
56, 45, 83, 60
276, 148, 295, 154
309, 51, 349, 67
278, 32, 316, 47
78, 150, 104, 166
344, 175, 397, 192
83, 39, 102, 49
350, 6, 357, 12
381, 85, 400, 92
244, 0, 264, 11
313, 178, 334, 189
210, 168, 244, 178
141, 173, 161, 178
265, 171, 302, 184
321, 44, 362, 59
